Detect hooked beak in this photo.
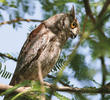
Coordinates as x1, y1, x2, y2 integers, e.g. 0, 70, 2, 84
70, 32, 77, 38
70, 28, 79, 39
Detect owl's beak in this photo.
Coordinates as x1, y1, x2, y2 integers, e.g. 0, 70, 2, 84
70, 28, 79, 39
70, 33, 77, 38
73, 34, 77, 38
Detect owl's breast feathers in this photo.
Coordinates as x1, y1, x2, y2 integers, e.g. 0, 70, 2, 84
10, 14, 66, 85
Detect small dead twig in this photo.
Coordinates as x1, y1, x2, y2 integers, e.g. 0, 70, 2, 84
0, 18, 43, 26
0, 53, 17, 61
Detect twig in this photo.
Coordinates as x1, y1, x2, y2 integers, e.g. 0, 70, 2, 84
0, 53, 17, 61
83, 0, 96, 23
1, 83, 110, 94
82, 16, 88, 34
100, 56, 107, 100
98, 0, 110, 18
83, 0, 107, 38
0, 18, 43, 26
100, 57, 107, 86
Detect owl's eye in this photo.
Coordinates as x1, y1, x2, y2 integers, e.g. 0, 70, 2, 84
70, 22, 77, 29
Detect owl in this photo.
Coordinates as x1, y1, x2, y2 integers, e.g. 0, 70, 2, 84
9, 6, 80, 86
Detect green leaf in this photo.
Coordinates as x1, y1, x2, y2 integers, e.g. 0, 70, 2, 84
0, 65, 12, 79
31, 80, 41, 91
74, 93, 88, 100
54, 92, 70, 100
0, 62, 2, 69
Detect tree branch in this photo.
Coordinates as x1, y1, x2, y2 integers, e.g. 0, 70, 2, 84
100, 56, 107, 100
0, 83, 31, 94
0, 53, 17, 61
100, 57, 107, 86
1, 83, 110, 95
83, 0, 96, 23
83, 0, 107, 38
98, 0, 110, 18
0, 18, 43, 26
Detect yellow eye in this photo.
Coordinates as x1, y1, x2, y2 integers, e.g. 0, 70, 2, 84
71, 22, 77, 29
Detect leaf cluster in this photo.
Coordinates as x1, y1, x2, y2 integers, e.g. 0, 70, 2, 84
0, 63, 12, 79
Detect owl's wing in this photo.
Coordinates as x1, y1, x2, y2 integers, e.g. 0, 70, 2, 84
17, 23, 45, 70
10, 23, 52, 85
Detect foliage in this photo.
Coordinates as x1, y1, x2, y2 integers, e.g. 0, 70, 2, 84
69, 53, 96, 81
0, 63, 12, 79
54, 92, 70, 100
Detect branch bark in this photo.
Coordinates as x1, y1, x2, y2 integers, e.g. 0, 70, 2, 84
83, 0, 107, 38
83, 0, 96, 23
0, 83, 110, 95
0, 53, 17, 61
0, 83, 31, 94
98, 0, 110, 18
0, 18, 43, 26
100, 57, 107, 86
100, 56, 107, 100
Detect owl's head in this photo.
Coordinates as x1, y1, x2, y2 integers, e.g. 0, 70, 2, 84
44, 6, 79, 39
62, 6, 80, 38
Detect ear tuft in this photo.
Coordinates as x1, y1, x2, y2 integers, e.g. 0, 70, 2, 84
70, 5, 75, 19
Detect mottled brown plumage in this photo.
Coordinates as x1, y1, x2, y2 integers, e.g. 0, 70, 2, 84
4, 6, 80, 100
10, 7, 79, 86
9, 7, 80, 87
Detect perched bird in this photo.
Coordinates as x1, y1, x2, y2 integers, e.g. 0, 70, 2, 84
9, 6, 79, 86
4, 6, 79, 100
3, 6, 78, 89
